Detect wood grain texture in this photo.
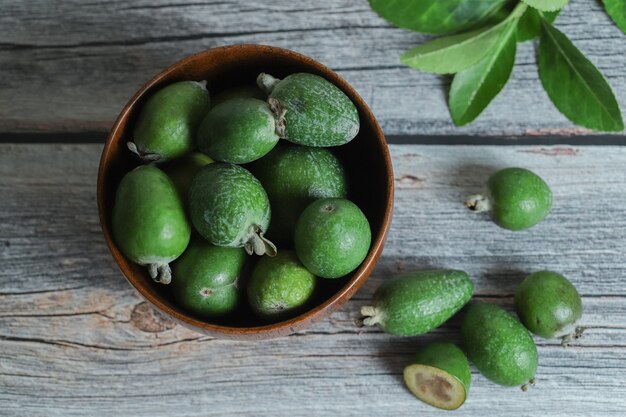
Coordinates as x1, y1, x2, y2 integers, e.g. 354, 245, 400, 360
1, 143, 625, 416
0, 0, 625, 136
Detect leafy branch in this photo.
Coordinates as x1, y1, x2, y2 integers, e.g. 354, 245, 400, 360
369, 0, 625, 132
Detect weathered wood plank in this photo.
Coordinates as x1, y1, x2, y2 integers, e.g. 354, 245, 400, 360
0, 0, 625, 136
1, 143, 625, 416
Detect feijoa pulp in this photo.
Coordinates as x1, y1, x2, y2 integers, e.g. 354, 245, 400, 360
129, 81, 210, 161
112, 165, 191, 284
249, 144, 348, 243
257, 72, 360, 147
197, 98, 279, 164
461, 302, 538, 387
294, 198, 370, 279
465, 167, 552, 230
171, 239, 246, 318
515, 270, 583, 342
404, 342, 471, 410
361, 270, 473, 336
189, 163, 276, 256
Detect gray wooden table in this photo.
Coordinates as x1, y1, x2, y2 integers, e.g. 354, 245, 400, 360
1, 1, 625, 416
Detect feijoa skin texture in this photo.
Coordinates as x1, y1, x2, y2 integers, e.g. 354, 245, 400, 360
461, 302, 538, 387
171, 239, 246, 318
161, 152, 213, 203
361, 270, 473, 336
249, 144, 348, 244
404, 342, 471, 410
129, 81, 210, 162
112, 165, 191, 284
515, 271, 583, 339
257, 72, 360, 147
465, 167, 552, 230
294, 198, 370, 279
197, 98, 279, 164
189, 163, 276, 256
247, 250, 316, 319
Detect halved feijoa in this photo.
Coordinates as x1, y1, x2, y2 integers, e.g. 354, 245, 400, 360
404, 342, 470, 410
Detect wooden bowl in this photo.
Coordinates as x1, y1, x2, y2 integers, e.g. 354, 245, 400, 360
97, 44, 394, 340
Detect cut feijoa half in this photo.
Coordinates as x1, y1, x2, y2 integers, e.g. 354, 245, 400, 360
404, 342, 471, 410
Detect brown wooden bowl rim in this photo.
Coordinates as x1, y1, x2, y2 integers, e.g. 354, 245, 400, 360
97, 44, 394, 338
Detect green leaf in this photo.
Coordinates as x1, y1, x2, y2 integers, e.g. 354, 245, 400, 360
517, 8, 559, 42
603, 0, 626, 35
368, 0, 508, 35
401, 19, 516, 74
449, 23, 517, 126
522, 0, 569, 12
539, 19, 624, 131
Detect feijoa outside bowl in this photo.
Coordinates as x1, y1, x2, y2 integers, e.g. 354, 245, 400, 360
97, 44, 394, 340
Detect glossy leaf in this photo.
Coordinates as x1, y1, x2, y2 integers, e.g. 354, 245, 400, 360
449, 22, 517, 125
539, 19, 624, 131
603, 0, 626, 34
517, 8, 559, 42
522, 0, 569, 12
401, 20, 515, 74
368, 0, 508, 34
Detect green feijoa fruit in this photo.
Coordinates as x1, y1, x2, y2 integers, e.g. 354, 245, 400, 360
129, 81, 210, 162
189, 163, 276, 256
294, 198, 370, 279
257, 72, 360, 147
212, 84, 266, 107
461, 302, 538, 388
247, 250, 316, 319
465, 167, 552, 231
249, 144, 348, 243
361, 270, 473, 336
515, 270, 583, 343
404, 342, 471, 410
197, 98, 279, 164
112, 165, 191, 284
161, 152, 213, 202
171, 239, 245, 318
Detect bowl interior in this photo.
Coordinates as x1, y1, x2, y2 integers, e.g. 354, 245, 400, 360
99, 45, 393, 337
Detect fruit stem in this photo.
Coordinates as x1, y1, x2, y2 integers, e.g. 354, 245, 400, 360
521, 378, 536, 392
126, 142, 161, 162
561, 326, 586, 347
360, 306, 381, 326
245, 227, 277, 257
268, 97, 287, 138
464, 194, 491, 213
194, 80, 207, 89
256, 72, 281, 94
148, 263, 172, 284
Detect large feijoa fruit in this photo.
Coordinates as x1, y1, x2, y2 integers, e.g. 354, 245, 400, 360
247, 250, 316, 319
404, 342, 471, 410
128, 81, 210, 161
249, 144, 348, 243
197, 98, 279, 164
112, 165, 191, 284
171, 239, 246, 318
189, 163, 276, 256
465, 167, 552, 231
257, 72, 360, 147
294, 198, 370, 279
461, 302, 538, 388
515, 270, 583, 343
361, 270, 473, 336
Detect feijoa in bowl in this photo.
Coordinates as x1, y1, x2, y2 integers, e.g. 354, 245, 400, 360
97, 45, 394, 340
